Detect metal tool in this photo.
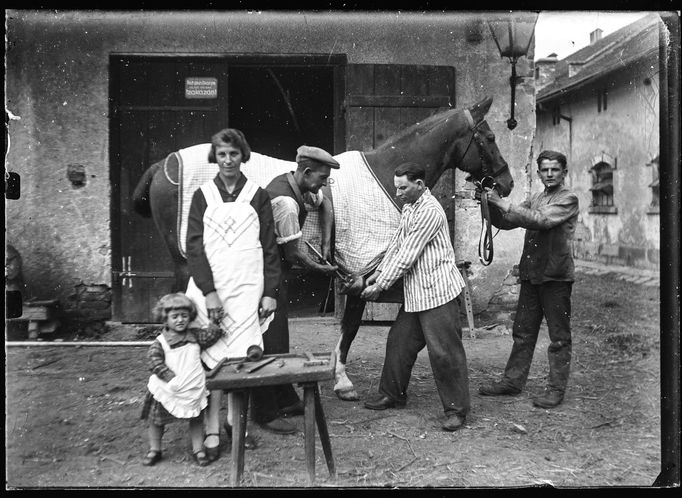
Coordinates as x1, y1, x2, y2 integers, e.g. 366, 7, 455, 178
304, 241, 352, 284
206, 357, 229, 379
245, 356, 278, 373
303, 351, 328, 367
206, 357, 250, 378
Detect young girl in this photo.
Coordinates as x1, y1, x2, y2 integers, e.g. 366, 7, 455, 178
140, 293, 223, 467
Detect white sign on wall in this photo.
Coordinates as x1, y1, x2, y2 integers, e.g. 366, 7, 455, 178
185, 77, 218, 99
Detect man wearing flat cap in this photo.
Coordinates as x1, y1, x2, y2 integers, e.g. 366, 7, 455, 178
478, 150, 579, 409
249, 145, 340, 435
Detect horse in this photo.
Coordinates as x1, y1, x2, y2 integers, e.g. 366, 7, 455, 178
132, 95, 513, 401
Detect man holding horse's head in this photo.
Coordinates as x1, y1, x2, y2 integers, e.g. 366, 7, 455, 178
248, 145, 341, 435
478, 149, 579, 409
360, 161, 471, 432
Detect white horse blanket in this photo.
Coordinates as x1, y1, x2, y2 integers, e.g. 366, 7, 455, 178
174, 144, 401, 276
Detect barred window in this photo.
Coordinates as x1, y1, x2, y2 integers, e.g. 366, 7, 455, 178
589, 153, 617, 214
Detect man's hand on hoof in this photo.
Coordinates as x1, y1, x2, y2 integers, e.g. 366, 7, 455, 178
360, 283, 382, 301
338, 275, 364, 296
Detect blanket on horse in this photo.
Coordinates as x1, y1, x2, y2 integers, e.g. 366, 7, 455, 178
175, 144, 400, 276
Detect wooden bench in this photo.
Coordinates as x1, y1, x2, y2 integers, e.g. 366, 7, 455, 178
206, 351, 336, 486
6, 299, 61, 339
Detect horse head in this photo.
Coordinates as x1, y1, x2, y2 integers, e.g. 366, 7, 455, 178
364, 96, 513, 197
446, 96, 513, 197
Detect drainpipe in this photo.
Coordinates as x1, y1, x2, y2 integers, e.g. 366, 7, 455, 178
654, 12, 681, 488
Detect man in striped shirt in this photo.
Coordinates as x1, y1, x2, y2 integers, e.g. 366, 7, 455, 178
360, 162, 470, 432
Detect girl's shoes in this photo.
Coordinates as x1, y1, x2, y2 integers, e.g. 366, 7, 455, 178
142, 450, 162, 466
192, 449, 210, 467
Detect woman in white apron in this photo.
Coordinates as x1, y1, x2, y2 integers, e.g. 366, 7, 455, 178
185, 128, 281, 461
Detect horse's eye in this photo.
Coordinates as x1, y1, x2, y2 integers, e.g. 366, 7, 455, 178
487, 133, 495, 141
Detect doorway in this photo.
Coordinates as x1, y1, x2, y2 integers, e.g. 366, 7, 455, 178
111, 55, 341, 322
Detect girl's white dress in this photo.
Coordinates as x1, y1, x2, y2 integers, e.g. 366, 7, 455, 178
147, 333, 209, 418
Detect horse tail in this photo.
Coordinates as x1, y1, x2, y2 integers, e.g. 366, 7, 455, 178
131, 161, 162, 218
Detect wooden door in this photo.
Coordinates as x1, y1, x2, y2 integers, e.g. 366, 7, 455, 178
341, 64, 456, 320
111, 57, 229, 322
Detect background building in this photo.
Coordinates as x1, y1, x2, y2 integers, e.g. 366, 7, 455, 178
535, 13, 661, 270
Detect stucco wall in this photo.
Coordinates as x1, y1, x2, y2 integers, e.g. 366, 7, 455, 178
534, 58, 660, 269
5, 10, 536, 317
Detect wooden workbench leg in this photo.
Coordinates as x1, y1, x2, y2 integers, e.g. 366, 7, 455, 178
27, 321, 39, 340
314, 384, 336, 478
230, 389, 249, 487
303, 383, 316, 486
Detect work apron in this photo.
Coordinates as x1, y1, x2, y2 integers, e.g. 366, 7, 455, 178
185, 179, 272, 369
147, 334, 209, 419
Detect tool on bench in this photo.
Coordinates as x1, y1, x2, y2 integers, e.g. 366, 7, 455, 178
304, 241, 353, 284
245, 356, 277, 373
303, 351, 329, 367
205, 344, 266, 378
206, 357, 235, 378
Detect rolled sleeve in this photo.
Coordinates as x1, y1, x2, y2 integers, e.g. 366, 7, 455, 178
271, 196, 302, 244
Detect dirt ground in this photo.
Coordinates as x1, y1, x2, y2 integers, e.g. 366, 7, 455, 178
5, 269, 662, 489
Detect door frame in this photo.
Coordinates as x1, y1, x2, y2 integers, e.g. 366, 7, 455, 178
109, 53, 348, 322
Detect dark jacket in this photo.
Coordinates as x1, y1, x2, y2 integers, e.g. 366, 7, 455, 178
489, 185, 579, 283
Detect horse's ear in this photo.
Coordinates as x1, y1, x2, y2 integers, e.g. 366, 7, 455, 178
469, 96, 493, 123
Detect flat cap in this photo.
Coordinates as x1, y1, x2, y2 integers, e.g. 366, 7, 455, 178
296, 145, 340, 169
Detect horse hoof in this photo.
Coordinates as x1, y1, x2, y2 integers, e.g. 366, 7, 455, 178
335, 389, 360, 401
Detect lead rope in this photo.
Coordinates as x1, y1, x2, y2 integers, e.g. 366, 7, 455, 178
478, 188, 494, 266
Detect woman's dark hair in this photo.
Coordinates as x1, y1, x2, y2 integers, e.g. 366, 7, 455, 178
152, 292, 198, 323
536, 150, 567, 169
394, 162, 425, 182
208, 128, 251, 163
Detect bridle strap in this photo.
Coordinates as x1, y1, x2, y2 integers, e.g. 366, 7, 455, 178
478, 189, 494, 266
462, 110, 498, 266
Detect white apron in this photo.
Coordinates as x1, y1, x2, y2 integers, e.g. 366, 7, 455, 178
147, 333, 209, 419
185, 179, 272, 369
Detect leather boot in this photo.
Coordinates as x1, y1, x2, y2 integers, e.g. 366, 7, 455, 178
532, 389, 564, 408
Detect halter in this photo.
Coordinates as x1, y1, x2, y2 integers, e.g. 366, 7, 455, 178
461, 110, 504, 266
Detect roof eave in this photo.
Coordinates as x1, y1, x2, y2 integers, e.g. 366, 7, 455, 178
537, 48, 658, 104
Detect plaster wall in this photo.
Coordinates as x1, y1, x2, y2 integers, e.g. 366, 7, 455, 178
534, 58, 660, 269
5, 10, 536, 316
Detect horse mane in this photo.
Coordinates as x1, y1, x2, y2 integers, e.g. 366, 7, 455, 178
373, 107, 462, 151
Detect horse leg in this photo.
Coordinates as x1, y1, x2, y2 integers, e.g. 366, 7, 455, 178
334, 294, 366, 401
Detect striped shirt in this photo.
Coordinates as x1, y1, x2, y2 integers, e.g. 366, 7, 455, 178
375, 188, 465, 312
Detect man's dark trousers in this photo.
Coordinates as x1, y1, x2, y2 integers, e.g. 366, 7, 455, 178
501, 280, 573, 392
379, 298, 470, 417
250, 271, 301, 423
